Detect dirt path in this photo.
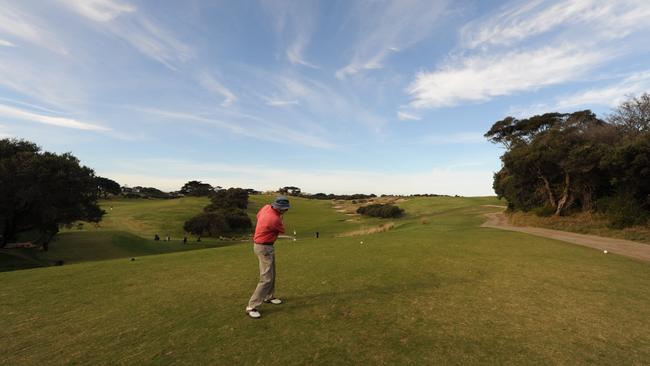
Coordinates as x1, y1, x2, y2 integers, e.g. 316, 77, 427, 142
482, 212, 650, 263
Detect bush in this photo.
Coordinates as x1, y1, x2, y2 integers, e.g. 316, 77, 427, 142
357, 204, 404, 218
532, 205, 556, 217
597, 193, 649, 228
183, 213, 229, 236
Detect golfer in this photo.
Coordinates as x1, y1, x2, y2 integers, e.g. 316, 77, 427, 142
246, 195, 290, 318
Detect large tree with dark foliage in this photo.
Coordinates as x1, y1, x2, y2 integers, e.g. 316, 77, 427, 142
0, 139, 104, 249
183, 187, 252, 236
96, 177, 121, 198
486, 94, 650, 226
180, 180, 215, 196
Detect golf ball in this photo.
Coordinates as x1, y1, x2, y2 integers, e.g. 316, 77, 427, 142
603, 250, 608, 254
293, 238, 296, 241
360, 241, 364, 244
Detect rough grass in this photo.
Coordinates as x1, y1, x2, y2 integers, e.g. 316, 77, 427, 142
509, 211, 650, 245
1, 195, 649, 365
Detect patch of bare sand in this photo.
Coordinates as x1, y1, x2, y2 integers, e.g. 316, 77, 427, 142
482, 212, 650, 262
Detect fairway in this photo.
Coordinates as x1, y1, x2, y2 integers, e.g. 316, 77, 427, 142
1, 196, 649, 365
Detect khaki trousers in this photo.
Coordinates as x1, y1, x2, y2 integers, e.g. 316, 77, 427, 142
248, 244, 276, 309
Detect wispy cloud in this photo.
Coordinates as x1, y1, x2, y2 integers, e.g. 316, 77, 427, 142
0, 39, 15, 47
265, 98, 300, 107
0, 5, 67, 54
408, 45, 606, 109
397, 111, 421, 121
262, 0, 319, 68
59, 0, 135, 22
198, 72, 237, 107
61, 0, 193, 70
0, 104, 110, 131
508, 70, 650, 117
133, 106, 336, 149
460, 0, 650, 49
336, 0, 448, 79
407, 0, 650, 109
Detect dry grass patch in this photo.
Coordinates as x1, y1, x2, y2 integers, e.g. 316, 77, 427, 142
508, 211, 650, 244
336, 222, 396, 237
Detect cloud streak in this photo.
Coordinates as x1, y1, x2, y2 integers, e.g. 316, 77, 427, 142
407, 0, 650, 109
336, 0, 448, 79
408, 45, 606, 108
0, 104, 110, 131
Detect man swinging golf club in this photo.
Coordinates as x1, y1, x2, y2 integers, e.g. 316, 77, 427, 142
246, 195, 290, 318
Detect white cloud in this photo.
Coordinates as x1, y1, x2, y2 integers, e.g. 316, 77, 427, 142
407, 0, 650, 110
508, 70, 650, 117
0, 39, 15, 47
59, 0, 135, 22
61, 0, 192, 70
261, 0, 319, 68
556, 71, 650, 109
0, 5, 67, 54
265, 99, 300, 107
408, 45, 606, 109
397, 111, 421, 121
106, 158, 495, 196
0, 104, 110, 131
198, 72, 237, 107
336, 0, 448, 79
461, 0, 650, 49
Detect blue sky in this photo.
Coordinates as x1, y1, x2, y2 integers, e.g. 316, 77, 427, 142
1, 0, 649, 195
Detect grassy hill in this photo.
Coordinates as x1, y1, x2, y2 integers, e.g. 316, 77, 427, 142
1, 195, 649, 365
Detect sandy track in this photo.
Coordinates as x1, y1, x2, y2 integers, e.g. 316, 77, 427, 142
482, 212, 650, 263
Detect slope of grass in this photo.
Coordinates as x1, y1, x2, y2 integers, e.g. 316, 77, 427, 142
1, 196, 649, 365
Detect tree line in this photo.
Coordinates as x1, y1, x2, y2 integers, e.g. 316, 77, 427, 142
486, 93, 650, 228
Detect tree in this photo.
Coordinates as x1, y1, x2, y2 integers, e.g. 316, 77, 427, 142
180, 180, 215, 196
206, 188, 249, 210
279, 186, 301, 195
184, 187, 252, 237
96, 177, 121, 198
0, 139, 104, 249
183, 212, 229, 236
608, 93, 650, 136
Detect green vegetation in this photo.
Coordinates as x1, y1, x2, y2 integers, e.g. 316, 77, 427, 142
357, 203, 404, 218
486, 93, 650, 227
1, 139, 104, 249
1, 195, 649, 365
184, 188, 253, 236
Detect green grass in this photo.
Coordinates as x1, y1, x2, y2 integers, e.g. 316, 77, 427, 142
1, 196, 649, 365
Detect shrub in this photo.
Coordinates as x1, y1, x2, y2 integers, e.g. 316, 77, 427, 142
357, 204, 404, 218
597, 193, 649, 228
183, 212, 229, 236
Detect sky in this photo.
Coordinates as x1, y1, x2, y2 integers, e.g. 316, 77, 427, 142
1, 0, 649, 196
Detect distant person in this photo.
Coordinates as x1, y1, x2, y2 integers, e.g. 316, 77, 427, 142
166, 235, 170, 242
246, 195, 290, 319
197, 236, 201, 242
154, 234, 160, 241
316, 231, 319, 239
183, 236, 187, 244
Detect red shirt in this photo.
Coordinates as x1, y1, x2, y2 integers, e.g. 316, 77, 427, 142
254, 204, 285, 244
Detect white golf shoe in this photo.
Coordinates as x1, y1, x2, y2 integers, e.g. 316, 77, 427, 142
246, 307, 261, 319
264, 298, 282, 305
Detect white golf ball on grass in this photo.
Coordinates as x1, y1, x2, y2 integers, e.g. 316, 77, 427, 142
603, 250, 608, 254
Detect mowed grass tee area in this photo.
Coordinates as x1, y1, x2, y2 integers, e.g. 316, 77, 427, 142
1, 195, 649, 365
